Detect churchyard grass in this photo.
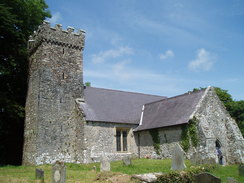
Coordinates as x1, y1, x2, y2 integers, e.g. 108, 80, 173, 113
0, 159, 243, 183
210, 164, 244, 183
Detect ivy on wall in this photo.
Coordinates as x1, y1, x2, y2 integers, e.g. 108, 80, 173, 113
149, 128, 161, 155
181, 116, 199, 152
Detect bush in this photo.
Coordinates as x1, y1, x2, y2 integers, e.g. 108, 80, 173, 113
156, 165, 216, 183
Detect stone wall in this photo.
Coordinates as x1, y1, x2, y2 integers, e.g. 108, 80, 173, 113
195, 87, 244, 164
137, 125, 182, 159
23, 22, 85, 165
83, 121, 138, 163
136, 87, 244, 164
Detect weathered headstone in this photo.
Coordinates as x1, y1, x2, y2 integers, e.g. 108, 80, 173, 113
52, 161, 66, 183
239, 164, 244, 176
195, 172, 221, 183
122, 156, 132, 166
35, 168, 44, 182
226, 177, 237, 183
100, 156, 110, 172
171, 144, 186, 170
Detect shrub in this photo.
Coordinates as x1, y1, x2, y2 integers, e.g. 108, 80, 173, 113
156, 165, 216, 183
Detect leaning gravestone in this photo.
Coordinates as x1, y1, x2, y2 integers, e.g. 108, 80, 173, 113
52, 161, 66, 183
122, 156, 132, 166
239, 164, 244, 176
171, 144, 186, 170
100, 155, 110, 172
194, 172, 221, 183
35, 168, 44, 182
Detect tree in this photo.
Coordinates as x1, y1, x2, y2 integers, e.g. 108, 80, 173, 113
85, 82, 91, 87
227, 100, 244, 136
214, 87, 233, 111
0, 0, 50, 165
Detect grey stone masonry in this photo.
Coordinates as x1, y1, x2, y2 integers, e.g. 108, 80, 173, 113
28, 21, 85, 54
171, 144, 186, 171
22, 21, 85, 165
123, 156, 132, 166
132, 173, 163, 183
52, 161, 66, 183
100, 155, 111, 172
194, 87, 244, 164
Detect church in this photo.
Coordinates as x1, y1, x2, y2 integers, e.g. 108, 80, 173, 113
22, 21, 244, 165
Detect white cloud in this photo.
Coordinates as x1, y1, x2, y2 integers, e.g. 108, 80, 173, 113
188, 48, 215, 71
91, 46, 133, 64
159, 50, 174, 60
47, 12, 62, 25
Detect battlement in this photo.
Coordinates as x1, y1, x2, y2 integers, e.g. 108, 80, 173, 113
28, 21, 85, 54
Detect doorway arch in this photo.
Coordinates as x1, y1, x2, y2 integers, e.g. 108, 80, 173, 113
215, 139, 221, 149
215, 139, 223, 165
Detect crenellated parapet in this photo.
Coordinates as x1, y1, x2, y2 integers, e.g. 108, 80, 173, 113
28, 21, 85, 54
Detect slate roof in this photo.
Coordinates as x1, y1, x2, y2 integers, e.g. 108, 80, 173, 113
78, 86, 167, 124
135, 89, 206, 131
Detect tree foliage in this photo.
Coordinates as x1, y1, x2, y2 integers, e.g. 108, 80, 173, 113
0, 0, 50, 165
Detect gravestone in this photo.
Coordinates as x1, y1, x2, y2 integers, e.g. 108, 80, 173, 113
171, 144, 186, 170
100, 156, 110, 172
35, 168, 44, 182
92, 166, 97, 171
239, 164, 244, 176
226, 177, 237, 183
52, 161, 66, 183
122, 156, 132, 166
194, 172, 221, 183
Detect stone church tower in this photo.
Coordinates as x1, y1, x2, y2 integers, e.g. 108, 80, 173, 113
23, 21, 85, 165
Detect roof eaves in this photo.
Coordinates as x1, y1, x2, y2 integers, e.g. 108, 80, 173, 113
86, 119, 139, 125
134, 121, 188, 132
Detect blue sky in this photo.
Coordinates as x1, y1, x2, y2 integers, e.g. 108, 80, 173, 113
45, 0, 244, 100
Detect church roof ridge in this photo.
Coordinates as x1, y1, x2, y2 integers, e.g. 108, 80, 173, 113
143, 87, 207, 106
85, 86, 167, 98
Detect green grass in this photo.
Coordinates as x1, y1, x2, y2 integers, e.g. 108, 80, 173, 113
210, 164, 244, 183
112, 158, 172, 175
0, 159, 243, 183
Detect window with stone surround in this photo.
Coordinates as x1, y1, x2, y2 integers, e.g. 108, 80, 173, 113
116, 129, 128, 152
